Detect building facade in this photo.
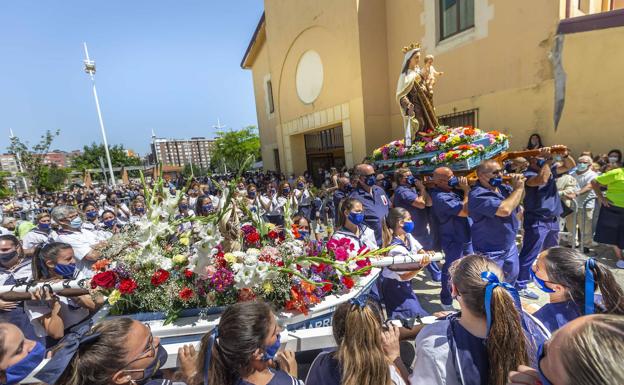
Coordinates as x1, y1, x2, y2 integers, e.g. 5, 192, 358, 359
242, 0, 624, 176
151, 136, 214, 169
0, 154, 19, 172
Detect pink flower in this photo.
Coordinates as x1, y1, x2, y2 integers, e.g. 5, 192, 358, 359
199, 265, 217, 280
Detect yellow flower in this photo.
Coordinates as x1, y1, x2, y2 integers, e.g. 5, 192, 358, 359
224, 253, 237, 264
108, 290, 121, 305
172, 254, 188, 264
262, 281, 274, 294
179, 236, 190, 246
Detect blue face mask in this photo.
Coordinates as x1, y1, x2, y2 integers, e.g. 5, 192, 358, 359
54, 263, 77, 279
406, 176, 415, 186
262, 334, 281, 362
4, 341, 46, 385
297, 183, 305, 189
576, 163, 589, 172
365, 175, 376, 187
248, 191, 257, 198
202, 204, 213, 213
0, 250, 17, 264
282, 188, 290, 195
103, 219, 117, 228
179, 204, 188, 211
343, 184, 353, 193
536, 158, 546, 168
135, 207, 145, 214
348, 212, 365, 226
489, 177, 503, 187
530, 269, 555, 293
85, 211, 98, 220
38, 223, 51, 231
135, 345, 168, 384
402, 221, 415, 234
536, 343, 553, 385
297, 230, 309, 240
69, 217, 83, 229
448, 176, 459, 188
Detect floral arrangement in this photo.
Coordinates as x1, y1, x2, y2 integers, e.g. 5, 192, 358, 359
371, 126, 508, 162
434, 143, 486, 164
89, 171, 386, 323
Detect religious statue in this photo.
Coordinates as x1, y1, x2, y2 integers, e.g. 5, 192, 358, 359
422, 54, 444, 93
396, 43, 439, 144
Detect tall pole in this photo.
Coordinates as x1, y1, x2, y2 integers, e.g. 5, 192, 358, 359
212, 118, 227, 174
9, 129, 29, 194
83, 42, 116, 186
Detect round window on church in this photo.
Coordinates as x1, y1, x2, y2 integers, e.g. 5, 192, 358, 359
295, 50, 324, 104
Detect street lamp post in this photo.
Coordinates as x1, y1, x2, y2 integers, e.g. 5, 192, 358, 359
8, 129, 29, 194
83, 42, 116, 186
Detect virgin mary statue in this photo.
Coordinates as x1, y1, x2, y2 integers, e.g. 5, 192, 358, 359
396, 43, 439, 144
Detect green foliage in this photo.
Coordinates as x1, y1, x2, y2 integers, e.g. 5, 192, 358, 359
210, 126, 260, 173
182, 164, 207, 178
8, 129, 60, 192
36, 164, 69, 192
72, 142, 142, 172
0, 171, 11, 198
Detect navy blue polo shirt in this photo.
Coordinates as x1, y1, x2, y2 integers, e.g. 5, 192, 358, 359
430, 188, 472, 245
349, 186, 389, 246
523, 164, 563, 220
468, 182, 519, 252
393, 185, 429, 240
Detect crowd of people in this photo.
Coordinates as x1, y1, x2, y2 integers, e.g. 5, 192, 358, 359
0, 139, 623, 385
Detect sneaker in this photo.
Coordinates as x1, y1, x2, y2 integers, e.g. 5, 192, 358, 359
518, 288, 540, 300
616, 260, 624, 269
440, 304, 455, 311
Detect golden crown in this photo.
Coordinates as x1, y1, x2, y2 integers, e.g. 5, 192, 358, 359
401, 42, 420, 53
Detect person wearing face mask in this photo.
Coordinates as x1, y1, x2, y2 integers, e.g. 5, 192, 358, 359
81, 201, 101, 231
429, 167, 473, 311
376, 174, 393, 196
129, 199, 148, 223
22, 213, 59, 250
101, 210, 123, 235
38, 317, 191, 385
195, 196, 215, 218
606, 149, 622, 168
26, 243, 102, 345
508, 314, 624, 385
52, 206, 106, 277
349, 164, 390, 247
294, 177, 313, 220
563, 156, 598, 251
468, 160, 526, 284
191, 301, 301, 385
103, 192, 131, 221
332, 177, 352, 224
330, 198, 378, 252
380, 208, 431, 319
529, 247, 624, 333
0, 322, 47, 385
0, 235, 44, 346
264, 182, 296, 227
516, 146, 575, 299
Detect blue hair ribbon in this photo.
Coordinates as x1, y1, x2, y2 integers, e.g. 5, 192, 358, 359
585, 258, 596, 315
481, 271, 522, 335
35, 318, 98, 384
349, 294, 368, 309
203, 326, 219, 385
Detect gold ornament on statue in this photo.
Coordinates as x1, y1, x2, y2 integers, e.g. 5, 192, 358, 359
401, 42, 420, 53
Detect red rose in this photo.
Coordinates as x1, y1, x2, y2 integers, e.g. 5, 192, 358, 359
341, 276, 355, 289
184, 269, 194, 279
179, 287, 194, 301
151, 269, 170, 286
118, 279, 138, 295
245, 232, 260, 244
91, 271, 116, 289
321, 281, 333, 293
267, 230, 278, 240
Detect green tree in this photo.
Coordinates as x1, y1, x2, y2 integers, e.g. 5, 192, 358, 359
211, 126, 260, 173
72, 143, 142, 172
8, 129, 60, 192
0, 171, 11, 198
36, 164, 69, 192
182, 164, 206, 178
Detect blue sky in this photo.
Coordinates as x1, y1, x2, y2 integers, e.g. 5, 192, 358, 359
0, 1, 264, 156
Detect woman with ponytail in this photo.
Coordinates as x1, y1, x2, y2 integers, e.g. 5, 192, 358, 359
531, 246, 624, 332
26, 243, 102, 345
380, 207, 430, 320
305, 297, 407, 385
330, 198, 378, 252
508, 314, 624, 385
409, 255, 549, 385
191, 301, 301, 385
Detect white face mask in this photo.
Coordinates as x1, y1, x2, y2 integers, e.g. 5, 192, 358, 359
608, 156, 619, 164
